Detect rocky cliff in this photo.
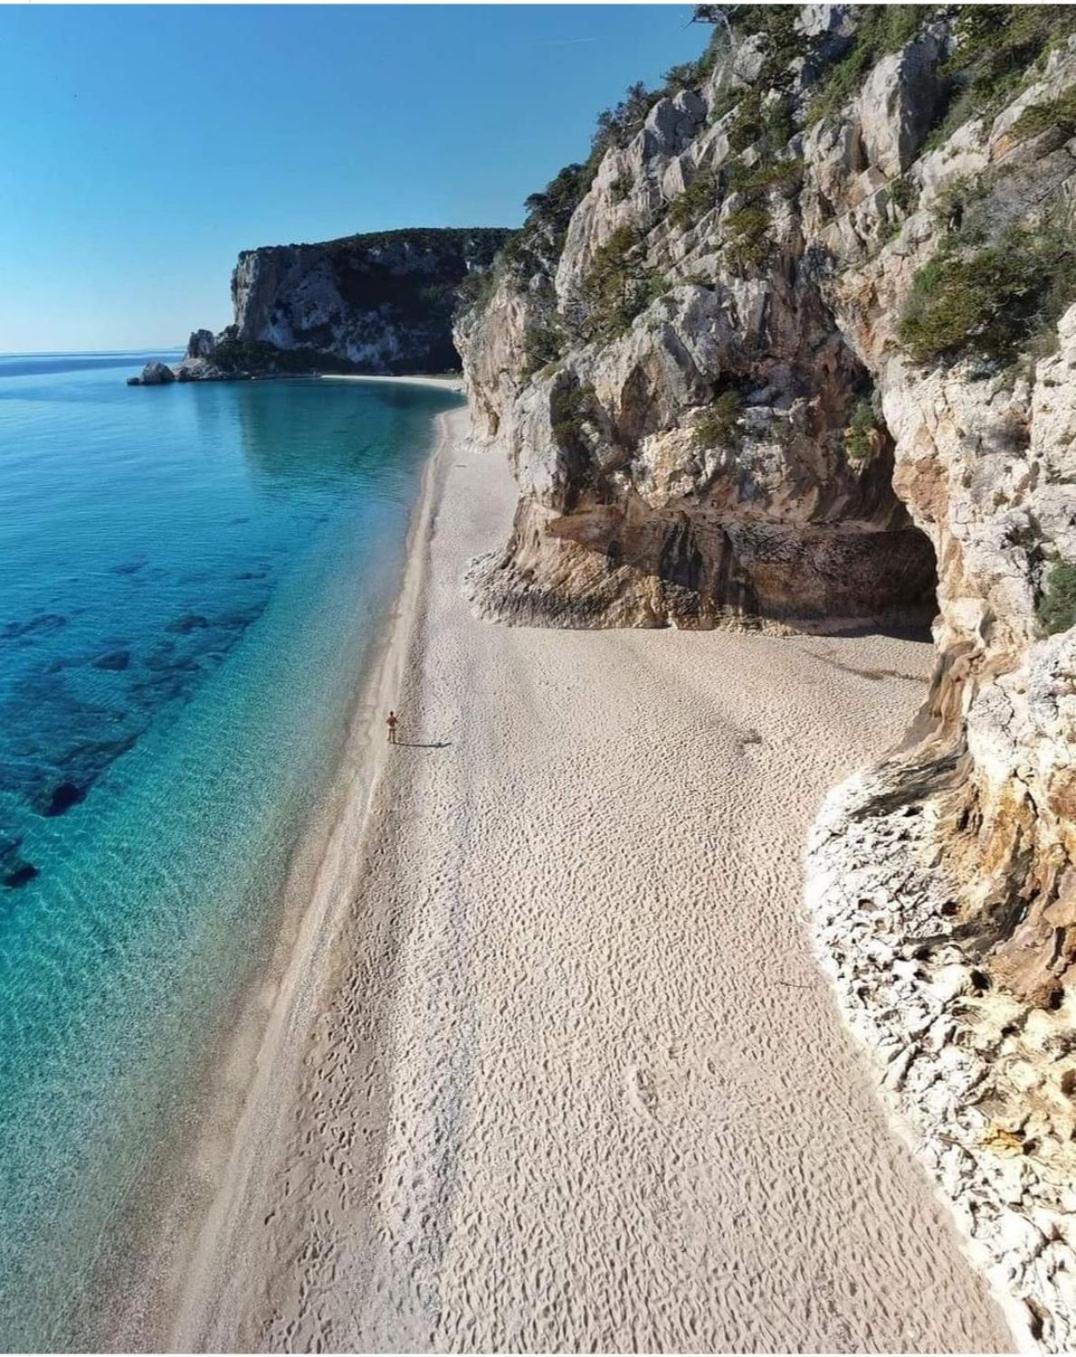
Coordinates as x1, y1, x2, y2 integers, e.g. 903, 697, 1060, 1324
456, 6, 1076, 1346
170, 227, 510, 380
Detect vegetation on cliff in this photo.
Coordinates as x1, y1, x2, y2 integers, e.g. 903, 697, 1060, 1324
898, 221, 1076, 367
693, 389, 743, 451
208, 338, 354, 377
1039, 562, 1076, 635
576, 227, 667, 340
925, 5, 1076, 148
804, 6, 923, 125
843, 398, 883, 463
191, 227, 513, 379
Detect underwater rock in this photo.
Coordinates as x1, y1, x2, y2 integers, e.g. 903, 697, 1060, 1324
91, 650, 130, 672
166, 613, 209, 634
3, 863, 39, 889
1, 613, 67, 641
41, 781, 86, 817
111, 558, 146, 576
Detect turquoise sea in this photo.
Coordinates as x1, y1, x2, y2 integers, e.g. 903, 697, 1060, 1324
0, 351, 460, 1348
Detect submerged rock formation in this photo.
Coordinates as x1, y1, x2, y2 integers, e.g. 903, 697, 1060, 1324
167, 228, 511, 381
456, 5, 1076, 1345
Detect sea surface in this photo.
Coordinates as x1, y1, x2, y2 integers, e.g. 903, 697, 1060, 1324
0, 351, 460, 1347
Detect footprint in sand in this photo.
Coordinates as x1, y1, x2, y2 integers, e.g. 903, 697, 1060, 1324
624, 1063, 659, 1120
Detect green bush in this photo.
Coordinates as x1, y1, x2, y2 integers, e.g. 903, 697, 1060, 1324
1037, 562, 1076, 635
668, 168, 718, 229
610, 175, 633, 204
725, 6, 803, 91
592, 81, 662, 157
806, 6, 925, 127
693, 390, 743, 450
510, 160, 597, 271
723, 207, 772, 273
1010, 85, 1076, 142
578, 226, 667, 339
550, 381, 596, 446
709, 87, 741, 125
929, 175, 991, 238
728, 156, 805, 197
924, 6, 1076, 150
522, 317, 565, 376
844, 398, 882, 461
897, 224, 1076, 366
456, 266, 500, 318
888, 176, 917, 215
662, 18, 731, 95
727, 90, 794, 158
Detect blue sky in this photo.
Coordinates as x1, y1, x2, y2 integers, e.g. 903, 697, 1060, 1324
1, 4, 706, 352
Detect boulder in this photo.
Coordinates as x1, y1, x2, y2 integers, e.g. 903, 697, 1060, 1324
185, 328, 217, 360
139, 361, 175, 386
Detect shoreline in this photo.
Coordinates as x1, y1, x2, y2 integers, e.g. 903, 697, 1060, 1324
166, 398, 465, 1350
166, 398, 1012, 1351
97, 389, 466, 1351
319, 372, 465, 392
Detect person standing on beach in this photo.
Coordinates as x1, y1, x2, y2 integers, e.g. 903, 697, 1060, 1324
387, 710, 399, 745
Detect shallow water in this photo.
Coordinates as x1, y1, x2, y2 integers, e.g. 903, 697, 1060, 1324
0, 352, 460, 1347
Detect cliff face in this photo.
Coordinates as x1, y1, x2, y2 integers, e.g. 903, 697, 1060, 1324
177, 227, 510, 379
457, 6, 1076, 1344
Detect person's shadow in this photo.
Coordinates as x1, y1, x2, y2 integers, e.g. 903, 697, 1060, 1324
395, 740, 452, 749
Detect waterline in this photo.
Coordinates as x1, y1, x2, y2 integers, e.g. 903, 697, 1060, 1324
0, 357, 461, 1347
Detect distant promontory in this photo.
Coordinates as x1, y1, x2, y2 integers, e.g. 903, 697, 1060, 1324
130, 227, 511, 384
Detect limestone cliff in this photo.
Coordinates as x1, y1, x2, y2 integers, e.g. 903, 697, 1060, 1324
456, 6, 1076, 1345
174, 227, 510, 380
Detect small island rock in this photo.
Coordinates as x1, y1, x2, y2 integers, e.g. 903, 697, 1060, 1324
139, 361, 176, 386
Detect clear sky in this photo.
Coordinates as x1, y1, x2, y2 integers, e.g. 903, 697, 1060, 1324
1, 4, 707, 352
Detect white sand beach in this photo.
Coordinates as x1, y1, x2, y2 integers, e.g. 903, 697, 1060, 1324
319, 373, 466, 392
172, 399, 1012, 1353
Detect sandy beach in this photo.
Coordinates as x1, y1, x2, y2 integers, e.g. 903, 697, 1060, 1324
172, 398, 1012, 1353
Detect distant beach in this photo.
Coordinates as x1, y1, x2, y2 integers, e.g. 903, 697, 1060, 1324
163, 388, 1012, 1352
320, 373, 466, 392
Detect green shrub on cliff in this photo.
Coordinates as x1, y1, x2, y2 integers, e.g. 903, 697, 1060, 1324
898, 223, 1076, 366
510, 161, 595, 270
693, 390, 743, 450
578, 226, 667, 339
1010, 86, 1076, 142
550, 380, 596, 446
722, 207, 772, 273
727, 90, 794, 158
843, 398, 882, 462
456, 266, 500, 318
523, 316, 566, 376
1037, 562, 1076, 635
592, 82, 662, 157
725, 6, 802, 90
610, 175, 633, 204
806, 6, 925, 127
924, 6, 1076, 150
669, 168, 718, 230
726, 156, 804, 197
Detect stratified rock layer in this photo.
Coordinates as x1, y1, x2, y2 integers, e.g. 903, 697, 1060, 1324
456, 6, 1076, 1346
